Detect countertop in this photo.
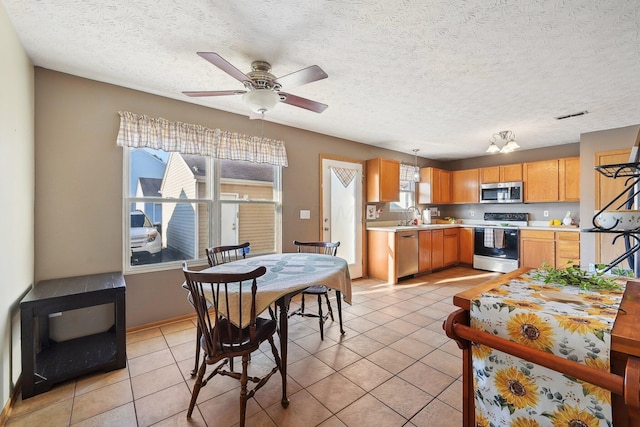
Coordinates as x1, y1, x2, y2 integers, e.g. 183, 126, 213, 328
366, 221, 581, 232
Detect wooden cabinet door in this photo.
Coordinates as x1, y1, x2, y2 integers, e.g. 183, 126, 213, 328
501, 163, 523, 182
556, 232, 580, 269
520, 230, 555, 268
559, 157, 580, 201
366, 158, 400, 202
443, 228, 459, 266
438, 169, 452, 204
418, 168, 451, 204
431, 229, 444, 269
451, 169, 479, 204
523, 160, 559, 202
480, 166, 500, 183
418, 230, 432, 272
481, 164, 522, 183
418, 168, 435, 204
459, 227, 474, 265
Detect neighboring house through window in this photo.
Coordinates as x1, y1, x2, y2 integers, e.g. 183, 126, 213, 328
125, 148, 282, 272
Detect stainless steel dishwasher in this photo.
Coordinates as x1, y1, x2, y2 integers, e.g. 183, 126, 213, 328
397, 230, 419, 278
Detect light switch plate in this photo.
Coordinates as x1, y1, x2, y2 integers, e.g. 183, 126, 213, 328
300, 209, 311, 219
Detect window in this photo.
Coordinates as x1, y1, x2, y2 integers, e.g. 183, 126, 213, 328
124, 148, 281, 272
390, 164, 418, 211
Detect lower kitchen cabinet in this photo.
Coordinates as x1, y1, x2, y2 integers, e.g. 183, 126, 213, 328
368, 230, 398, 283
443, 228, 459, 266
556, 231, 580, 268
419, 230, 432, 272
420, 228, 461, 272
431, 230, 444, 269
520, 229, 580, 269
368, 226, 466, 283
520, 230, 555, 268
459, 227, 474, 265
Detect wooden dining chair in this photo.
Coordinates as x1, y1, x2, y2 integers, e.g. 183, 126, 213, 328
205, 242, 250, 267
184, 242, 251, 375
288, 240, 344, 340
182, 262, 282, 427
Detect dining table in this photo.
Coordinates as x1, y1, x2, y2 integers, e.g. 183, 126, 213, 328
199, 252, 352, 407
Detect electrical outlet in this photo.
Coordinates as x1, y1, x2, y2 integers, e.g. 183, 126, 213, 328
543, 210, 549, 217
469, 210, 475, 217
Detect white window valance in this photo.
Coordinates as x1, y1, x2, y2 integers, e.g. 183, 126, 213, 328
116, 111, 288, 167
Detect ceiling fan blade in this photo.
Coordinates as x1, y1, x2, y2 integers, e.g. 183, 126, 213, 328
196, 52, 252, 84
182, 90, 246, 97
275, 65, 328, 89
279, 92, 328, 113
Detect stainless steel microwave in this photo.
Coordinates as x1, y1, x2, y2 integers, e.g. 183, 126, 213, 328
480, 181, 523, 203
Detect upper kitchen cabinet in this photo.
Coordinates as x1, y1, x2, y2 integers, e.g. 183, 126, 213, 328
366, 158, 400, 202
480, 164, 523, 183
523, 157, 580, 202
451, 168, 479, 204
559, 157, 580, 201
524, 159, 559, 202
418, 167, 451, 204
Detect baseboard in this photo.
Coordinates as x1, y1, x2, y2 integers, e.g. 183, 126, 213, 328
126, 312, 196, 333
0, 375, 21, 425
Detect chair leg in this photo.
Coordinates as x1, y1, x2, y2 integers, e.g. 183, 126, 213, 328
239, 354, 249, 427
300, 293, 306, 314
187, 360, 207, 418
324, 292, 334, 321
191, 324, 202, 376
317, 294, 325, 340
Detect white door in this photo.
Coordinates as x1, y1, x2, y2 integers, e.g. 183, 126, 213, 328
321, 157, 363, 278
221, 193, 239, 245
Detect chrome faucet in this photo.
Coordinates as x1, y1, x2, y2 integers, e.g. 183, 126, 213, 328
404, 206, 421, 225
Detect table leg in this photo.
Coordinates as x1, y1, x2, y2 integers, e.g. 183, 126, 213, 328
336, 290, 345, 335
277, 295, 290, 408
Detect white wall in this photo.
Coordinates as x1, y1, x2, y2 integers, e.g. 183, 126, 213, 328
0, 2, 35, 414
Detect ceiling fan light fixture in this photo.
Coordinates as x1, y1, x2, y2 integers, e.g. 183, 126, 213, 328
242, 89, 280, 114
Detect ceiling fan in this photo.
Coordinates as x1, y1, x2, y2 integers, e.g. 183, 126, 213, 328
183, 52, 328, 117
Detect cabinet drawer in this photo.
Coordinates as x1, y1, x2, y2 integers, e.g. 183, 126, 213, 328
444, 228, 459, 236
521, 230, 554, 239
556, 231, 579, 241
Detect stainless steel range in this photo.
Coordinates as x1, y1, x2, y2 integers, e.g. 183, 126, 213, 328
473, 213, 528, 273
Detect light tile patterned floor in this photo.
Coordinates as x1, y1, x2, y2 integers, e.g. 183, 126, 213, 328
5, 266, 499, 427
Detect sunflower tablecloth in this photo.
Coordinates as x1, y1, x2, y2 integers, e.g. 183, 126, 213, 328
470, 271, 627, 427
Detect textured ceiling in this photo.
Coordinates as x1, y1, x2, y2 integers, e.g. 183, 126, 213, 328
3, 0, 640, 160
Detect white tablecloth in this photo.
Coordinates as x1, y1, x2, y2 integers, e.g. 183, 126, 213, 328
200, 253, 352, 327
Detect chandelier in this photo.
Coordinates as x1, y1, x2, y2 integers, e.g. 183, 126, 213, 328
486, 130, 520, 154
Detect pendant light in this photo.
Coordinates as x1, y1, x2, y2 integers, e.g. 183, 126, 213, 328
412, 149, 420, 181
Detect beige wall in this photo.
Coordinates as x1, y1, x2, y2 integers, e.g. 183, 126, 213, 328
0, 3, 34, 414
33, 68, 421, 327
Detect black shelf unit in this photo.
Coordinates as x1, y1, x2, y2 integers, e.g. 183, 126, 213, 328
586, 162, 640, 274
20, 272, 126, 399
